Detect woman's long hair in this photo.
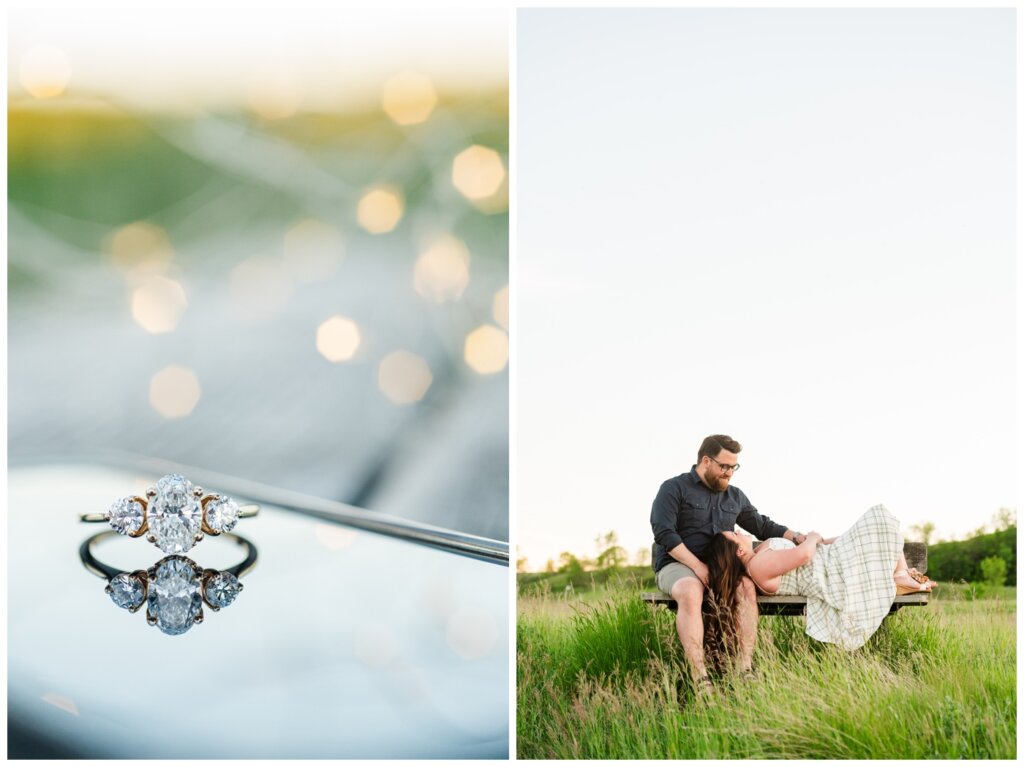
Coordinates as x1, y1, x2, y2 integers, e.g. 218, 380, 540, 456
702, 532, 747, 672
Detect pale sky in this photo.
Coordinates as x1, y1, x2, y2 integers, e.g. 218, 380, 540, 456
517, 9, 1016, 571
8, 6, 507, 112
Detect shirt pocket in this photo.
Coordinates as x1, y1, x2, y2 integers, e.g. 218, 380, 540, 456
717, 501, 740, 532
679, 497, 712, 535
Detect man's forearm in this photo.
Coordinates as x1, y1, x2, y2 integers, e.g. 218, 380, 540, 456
667, 542, 704, 571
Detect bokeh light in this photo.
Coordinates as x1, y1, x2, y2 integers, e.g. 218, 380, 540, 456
19, 46, 71, 99
377, 350, 432, 404
446, 608, 498, 660
422, 577, 458, 625
414, 235, 471, 303
107, 222, 175, 271
316, 316, 361, 362
149, 365, 201, 419
313, 523, 358, 550
492, 284, 509, 330
282, 218, 343, 282
131, 275, 188, 334
463, 325, 508, 374
451, 145, 506, 201
229, 256, 294, 323
356, 186, 404, 234
381, 71, 438, 126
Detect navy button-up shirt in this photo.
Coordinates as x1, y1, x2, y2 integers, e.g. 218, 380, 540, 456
650, 465, 789, 573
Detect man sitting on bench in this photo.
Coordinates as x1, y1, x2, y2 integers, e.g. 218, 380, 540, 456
650, 434, 804, 690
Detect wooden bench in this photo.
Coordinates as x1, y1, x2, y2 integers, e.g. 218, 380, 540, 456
643, 542, 930, 616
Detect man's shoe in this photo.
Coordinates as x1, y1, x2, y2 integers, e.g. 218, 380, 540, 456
675, 675, 714, 709
736, 666, 758, 682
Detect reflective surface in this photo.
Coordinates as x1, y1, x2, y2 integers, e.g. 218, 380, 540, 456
9, 464, 508, 758
80, 530, 256, 635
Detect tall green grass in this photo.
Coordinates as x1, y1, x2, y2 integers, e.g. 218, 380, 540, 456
517, 582, 1015, 759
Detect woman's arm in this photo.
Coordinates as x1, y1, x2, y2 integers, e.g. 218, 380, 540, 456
747, 534, 821, 582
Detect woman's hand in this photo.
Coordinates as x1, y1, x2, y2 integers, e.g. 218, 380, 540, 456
798, 532, 822, 565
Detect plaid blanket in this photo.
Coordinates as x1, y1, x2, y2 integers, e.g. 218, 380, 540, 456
772, 504, 901, 650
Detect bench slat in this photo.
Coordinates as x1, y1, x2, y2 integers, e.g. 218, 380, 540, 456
641, 592, 929, 616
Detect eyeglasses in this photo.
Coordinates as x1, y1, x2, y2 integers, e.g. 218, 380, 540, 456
708, 456, 740, 473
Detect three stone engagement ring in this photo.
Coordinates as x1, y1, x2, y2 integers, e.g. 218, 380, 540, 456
80, 529, 258, 636
80, 473, 260, 554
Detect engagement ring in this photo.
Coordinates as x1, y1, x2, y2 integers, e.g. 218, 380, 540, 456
80, 530, 257, 636
80, 473, 260, 554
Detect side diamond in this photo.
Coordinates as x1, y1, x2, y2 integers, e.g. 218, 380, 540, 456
108, 573, 146, 610
204, 496, 240, 533
108, 497, 145, 535
205, 572, 241, 609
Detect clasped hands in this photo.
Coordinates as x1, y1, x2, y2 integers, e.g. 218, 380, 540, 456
795, 531, 824, 545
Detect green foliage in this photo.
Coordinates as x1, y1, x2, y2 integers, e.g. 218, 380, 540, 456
596, 545, 628, 569
910, 521, 936, 546
557, 552, 585, 577
565, 596, 674, 685
594, 531, 628, 569
518, 586, 1016, 759
992, 507, 1016, 531
928, 526, 1016, 586
9, 111, 220, 232
980, 556, 1008, 587
518, 565, 657, 596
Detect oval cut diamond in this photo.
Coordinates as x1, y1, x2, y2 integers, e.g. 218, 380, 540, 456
108, 497, 145, 535
148, 556, 202, 635
108, 573, 146, 610
205, 572, 241, 608
149, 474, 202, 554
204, 496, 239, 533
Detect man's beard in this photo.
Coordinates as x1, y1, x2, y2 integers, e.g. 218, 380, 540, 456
703, 473, 729, 493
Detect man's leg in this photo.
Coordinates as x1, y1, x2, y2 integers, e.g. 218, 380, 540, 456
670, 577, 707, 679
735, 576, 758, 673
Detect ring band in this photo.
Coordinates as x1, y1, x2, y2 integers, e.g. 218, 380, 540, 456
81, 530, 257, 635
78, 508, 259, 523
80, 473, 260, 555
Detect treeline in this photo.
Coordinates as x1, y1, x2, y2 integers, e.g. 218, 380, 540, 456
928, 526, 1016, 586
518, 565, 655, 596
517, 531, 651, 575
519, 511, 1017, 589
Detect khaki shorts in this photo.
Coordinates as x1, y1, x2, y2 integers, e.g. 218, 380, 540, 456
656, 561, 701, 595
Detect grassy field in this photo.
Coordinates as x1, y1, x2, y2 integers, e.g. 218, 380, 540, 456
517, 575, 1016, 759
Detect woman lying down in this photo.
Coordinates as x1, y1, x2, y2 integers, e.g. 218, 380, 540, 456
704, 504, 936, 656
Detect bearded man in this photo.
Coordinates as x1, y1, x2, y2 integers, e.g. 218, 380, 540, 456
650, 434, 805, 688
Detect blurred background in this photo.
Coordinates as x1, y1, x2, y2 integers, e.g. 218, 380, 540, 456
517, 8, 1014, 571
8, 7, 509, 541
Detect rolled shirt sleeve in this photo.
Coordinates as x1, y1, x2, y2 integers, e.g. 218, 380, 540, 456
651, 480, 684, 552
735, 491, 789, 541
